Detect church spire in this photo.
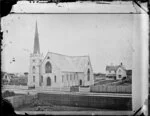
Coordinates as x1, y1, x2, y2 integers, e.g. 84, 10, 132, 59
33, 21, 40, 54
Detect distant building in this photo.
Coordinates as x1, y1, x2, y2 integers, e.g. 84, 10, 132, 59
126, 70, 132, 79
105, 63, 127, 80
2, 73, 15, 83
28, 22, 94, 89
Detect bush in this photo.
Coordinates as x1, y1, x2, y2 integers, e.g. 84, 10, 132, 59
2, 90, 15, 98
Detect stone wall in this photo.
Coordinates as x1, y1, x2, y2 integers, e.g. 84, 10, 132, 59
6, 95, 35, 108
37, 93, 132, 110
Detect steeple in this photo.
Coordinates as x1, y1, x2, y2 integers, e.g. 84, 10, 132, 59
33, 21, 40, 54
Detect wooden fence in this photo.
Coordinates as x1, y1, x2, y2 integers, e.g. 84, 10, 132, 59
90, 85, 131, 93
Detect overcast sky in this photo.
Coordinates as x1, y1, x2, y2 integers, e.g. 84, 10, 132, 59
1, 14, 134, 73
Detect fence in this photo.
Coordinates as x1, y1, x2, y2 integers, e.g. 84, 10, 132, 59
90, 85, 131, 93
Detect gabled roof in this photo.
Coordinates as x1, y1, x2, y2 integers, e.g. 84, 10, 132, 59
43, 52, 90, 72
106, 64, 126, 72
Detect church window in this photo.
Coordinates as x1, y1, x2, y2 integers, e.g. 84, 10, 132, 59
66, 74, 68, 81
54, 75, 56, 83
70, 74, 72, 81
45, 62, 52, 73
47, 77, 51, 86
33, 66, 36, 74
87, 69, 90, 81
74, 74, 75, 80
62, 75, 64, 82
41, 76, 43, 83
33, 76, 35, 82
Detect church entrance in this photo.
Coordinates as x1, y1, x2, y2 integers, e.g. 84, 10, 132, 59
79, 80, 82, 86
47, 77, 51, 86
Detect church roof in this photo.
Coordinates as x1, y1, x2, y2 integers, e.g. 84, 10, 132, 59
33, 21, 40, 54
44, 52, 91, 72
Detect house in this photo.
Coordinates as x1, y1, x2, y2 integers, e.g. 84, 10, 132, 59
2, 73, 13, 83
28, 22, 94, 89
106, 63, 127, 80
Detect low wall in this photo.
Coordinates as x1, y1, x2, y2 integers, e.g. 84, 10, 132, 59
37, 93, 132, 110
6, 95, 35, 108
3, 85, 28, 90
90, 85, 131, 93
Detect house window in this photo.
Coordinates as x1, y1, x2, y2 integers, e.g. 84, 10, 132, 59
87, 69, 90, 81
54, 76, 56, 83
33, 66, 36, 74
119, 75, 122, 78
45, 62, 52, 73
33, 76, 35, 82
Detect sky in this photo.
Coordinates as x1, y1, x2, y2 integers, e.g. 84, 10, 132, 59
1, 14, 134, 73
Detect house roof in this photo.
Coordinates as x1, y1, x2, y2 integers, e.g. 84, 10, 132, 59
106, 64, 126, 72
44, 52, 90, 72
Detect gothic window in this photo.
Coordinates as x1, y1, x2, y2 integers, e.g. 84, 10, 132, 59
87, 69, 90, 81
47, 77, 51, 86
45, 62, 52, 73
33, 66, 36, 74
41, 76, 43, 83
33, 76, 35, 82
54, 76, 56, 83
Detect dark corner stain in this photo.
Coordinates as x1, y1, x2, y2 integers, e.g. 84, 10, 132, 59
0, 0, 18, 116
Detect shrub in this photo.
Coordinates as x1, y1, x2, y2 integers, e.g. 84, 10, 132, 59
2, 90, 15, 98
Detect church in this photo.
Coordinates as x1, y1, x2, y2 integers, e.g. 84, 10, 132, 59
28, 22, 94, 89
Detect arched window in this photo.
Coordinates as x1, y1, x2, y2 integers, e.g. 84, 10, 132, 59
45, 62, 52, 73
47, 77, 51, 86
41, 76, 43, 83
54, 76, 56, 83
87, 69, 90, 81
33, 66, 36, 74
